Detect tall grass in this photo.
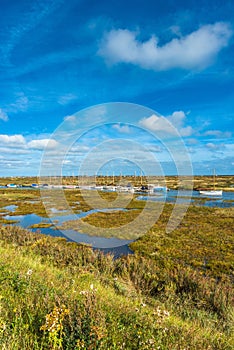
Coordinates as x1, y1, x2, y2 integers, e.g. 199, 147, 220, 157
0, 225, 233, 349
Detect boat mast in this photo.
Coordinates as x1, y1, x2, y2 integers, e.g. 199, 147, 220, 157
213, 169, 216, 191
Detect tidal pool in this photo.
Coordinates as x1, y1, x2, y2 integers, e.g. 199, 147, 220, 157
2, 208, 134, 252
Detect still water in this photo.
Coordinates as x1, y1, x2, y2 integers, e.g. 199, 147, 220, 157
2, 207, 134, 256
138, 190, 234, 208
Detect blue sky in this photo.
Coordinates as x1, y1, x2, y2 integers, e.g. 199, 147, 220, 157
0, 0, 233, 176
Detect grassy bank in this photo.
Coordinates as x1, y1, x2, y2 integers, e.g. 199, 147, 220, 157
0, 225, 233, 349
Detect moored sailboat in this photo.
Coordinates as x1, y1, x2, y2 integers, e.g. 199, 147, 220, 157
199, 170, 222, 196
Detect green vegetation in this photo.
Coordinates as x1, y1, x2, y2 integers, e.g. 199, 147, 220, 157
0, 189, 46, 219
0, 177, 233, 349
0, 225, 233, 349
29, 222, 54, 229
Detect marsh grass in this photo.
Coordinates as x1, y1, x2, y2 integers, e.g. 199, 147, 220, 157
29, 222, 54, 229
0, 189, 46, 217
59, 209, 145, 240
0, 178, 234, 349
0, 223, 233, 349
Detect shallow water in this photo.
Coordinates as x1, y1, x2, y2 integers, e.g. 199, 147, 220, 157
2, 208, 133, 251
3, 205, 18, 212
1, 190, 233, 254
138, 190, 234, 208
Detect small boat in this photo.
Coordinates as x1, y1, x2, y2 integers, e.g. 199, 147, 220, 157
6, 183, 17, 188
199, 190, 222, 196
199, 170, 222, 196
94, 185, 103, 190
62, 185, 76, 189
31, 183, 39, 188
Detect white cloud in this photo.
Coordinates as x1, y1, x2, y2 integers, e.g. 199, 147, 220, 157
146, 145, 162, 152
179, 126, 194, 137
139, 110, 194, 137
27, 139, 58, 150
7, 92, 29, 113
14, 94, 29, 111
0, 134, 25, 146
0, 134, 59, 151
58, 93, 77, 105
186, 138, 198, 145
70, 145, 90, 153
0, 109, 9, 122
167, 111, 185, 127
98, 22, 232, 71
62, 159, 72, 165
0, 147, 30, 155
205, 142, 225, 151
204, 130, 232, 138
113, 124, 130, 133
139, 114, 175, 134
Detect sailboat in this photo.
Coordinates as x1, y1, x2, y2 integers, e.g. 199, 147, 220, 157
199, 170, 222, 196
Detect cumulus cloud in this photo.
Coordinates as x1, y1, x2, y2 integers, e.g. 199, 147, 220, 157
0, 109, 9, 122
27, 139, 58, 150
139, 114, 175, 134
139, 110, 194, 137
0, 134, 25, 146
98, 22, 232, 70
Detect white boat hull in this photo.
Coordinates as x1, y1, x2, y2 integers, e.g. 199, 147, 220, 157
199, 190, 222, 196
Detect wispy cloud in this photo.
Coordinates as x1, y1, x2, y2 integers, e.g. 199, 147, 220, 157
0, 147, 30, 155
204, 130, 232, 138
58, 93, 77, 105
0, 109, 9, 122
98, 22, 232, 71
0, 0, 64, 67
8, 92, 29, 113
205, 142, 225, 151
